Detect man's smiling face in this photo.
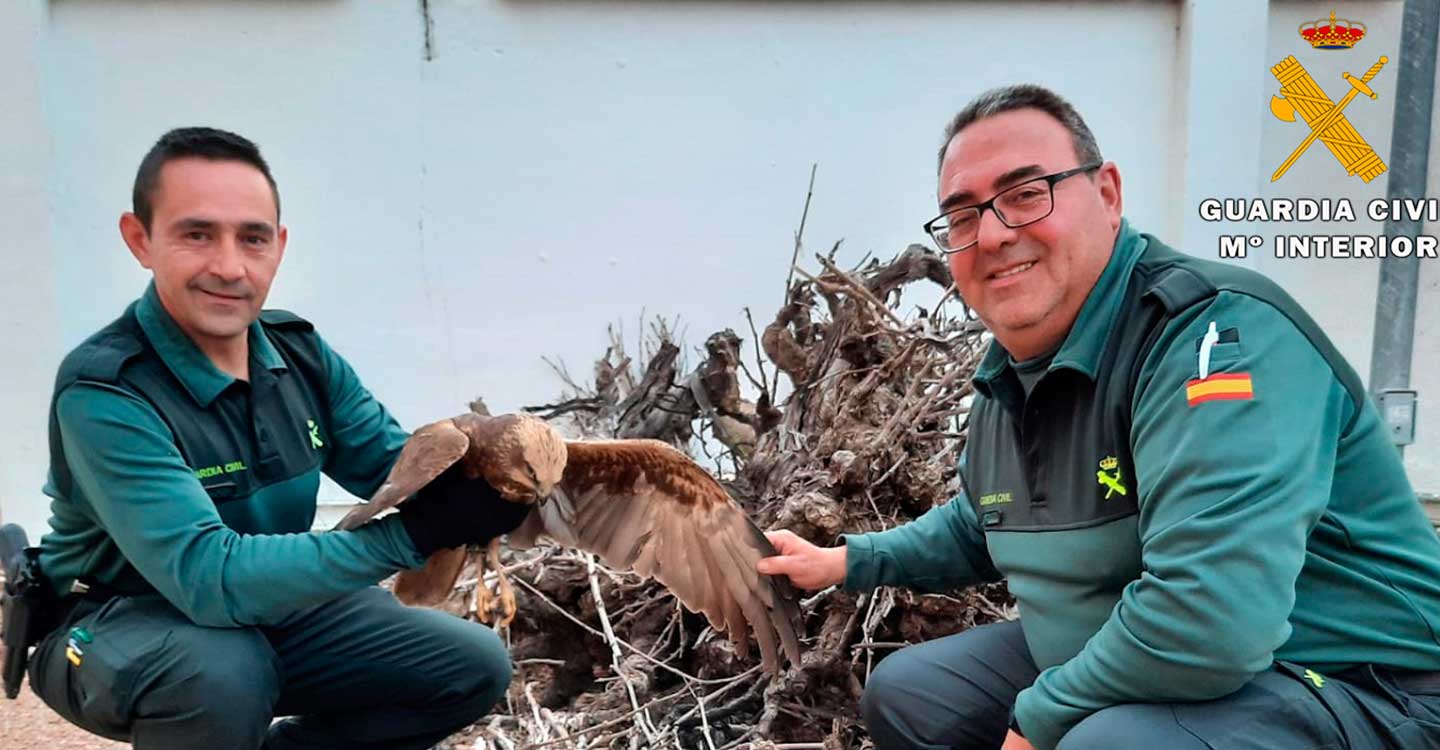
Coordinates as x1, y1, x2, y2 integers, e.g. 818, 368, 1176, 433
123, 157, 287, 348
937, 107, 1122, 357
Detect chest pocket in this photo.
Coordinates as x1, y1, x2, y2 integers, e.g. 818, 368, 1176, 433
964, 376, 1140, 532
1195, 327, 1243, 375
198, 479, 239, 503
184, 421, 257, 507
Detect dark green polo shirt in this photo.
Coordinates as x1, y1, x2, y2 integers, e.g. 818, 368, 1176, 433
843, 220, 1440, 749
38, 283, 425, 628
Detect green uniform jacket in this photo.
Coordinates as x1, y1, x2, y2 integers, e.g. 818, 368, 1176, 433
843, 221, 1440, 750
38, 284, 426, 628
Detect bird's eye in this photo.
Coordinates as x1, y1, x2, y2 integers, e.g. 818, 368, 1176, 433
525, 465, 538, 483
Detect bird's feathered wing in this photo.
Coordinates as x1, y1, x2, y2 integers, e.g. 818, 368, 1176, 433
333, 418, 471, 532
335, 419, 474, 606
513, 439, 803, 672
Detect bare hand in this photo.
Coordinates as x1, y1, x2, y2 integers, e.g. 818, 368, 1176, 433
1001, 731, 1034, 749
756, 530, 847, 590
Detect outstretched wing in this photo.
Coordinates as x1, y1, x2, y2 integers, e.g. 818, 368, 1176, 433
537, 439, 802, 672
333, 418, 470, 531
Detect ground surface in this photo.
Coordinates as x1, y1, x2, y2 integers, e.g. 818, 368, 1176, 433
0, 602, 478, 750
0, 673, 128, 750
0, 668, 479, 749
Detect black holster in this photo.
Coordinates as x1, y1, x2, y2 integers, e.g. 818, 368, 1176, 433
1, 524, 61, 700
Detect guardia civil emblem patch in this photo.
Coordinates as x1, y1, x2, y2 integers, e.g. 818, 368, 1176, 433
1097, 456, 1127, 499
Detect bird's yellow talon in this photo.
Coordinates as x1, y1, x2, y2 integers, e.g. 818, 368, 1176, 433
497, 587, 517, 629
472, 581, 493, 624
485, 538, 515, 629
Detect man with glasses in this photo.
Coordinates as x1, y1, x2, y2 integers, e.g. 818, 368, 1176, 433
759, 85, 1440, 749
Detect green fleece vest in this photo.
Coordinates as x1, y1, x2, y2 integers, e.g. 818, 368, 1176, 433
45, 305, 331, 594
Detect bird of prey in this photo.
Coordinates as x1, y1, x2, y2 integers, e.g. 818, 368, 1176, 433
334, 406, 803, 672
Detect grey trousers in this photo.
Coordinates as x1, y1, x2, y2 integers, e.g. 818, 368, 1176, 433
860, 619, 1440, 750
28, 586, 511, 750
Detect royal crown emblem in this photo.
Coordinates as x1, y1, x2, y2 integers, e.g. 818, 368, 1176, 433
1300, 10, 1366, 49
1099, 456, 1119, 471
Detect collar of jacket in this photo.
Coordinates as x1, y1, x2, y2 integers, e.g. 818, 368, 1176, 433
134, 281, 287, 407
973, 218, 1147, 397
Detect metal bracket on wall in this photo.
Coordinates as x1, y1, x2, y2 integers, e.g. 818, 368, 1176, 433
1377, 388, 1418, 446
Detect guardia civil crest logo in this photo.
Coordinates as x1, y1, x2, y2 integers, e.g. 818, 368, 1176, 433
1268, 10, 1388, 183
1097, 456, 1127, 500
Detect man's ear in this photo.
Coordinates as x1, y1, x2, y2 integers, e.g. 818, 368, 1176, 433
120, 213, 153, 269
276, 224, 288, 266
1095, 162, 1123, 230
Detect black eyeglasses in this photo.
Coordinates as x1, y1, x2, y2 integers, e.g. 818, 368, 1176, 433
923, 162, 1102, 254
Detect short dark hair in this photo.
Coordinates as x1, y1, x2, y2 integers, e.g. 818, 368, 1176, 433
132, 127, 280, 231
936, 84, 1102, 173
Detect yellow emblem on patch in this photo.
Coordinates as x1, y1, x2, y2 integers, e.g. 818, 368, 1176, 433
1097, 456, 1127, 500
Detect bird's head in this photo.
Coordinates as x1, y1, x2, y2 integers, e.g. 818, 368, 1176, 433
479, 413, 567, 503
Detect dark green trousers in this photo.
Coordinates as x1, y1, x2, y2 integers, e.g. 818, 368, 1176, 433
28, 586, 511, 749
860, 620, 1440, 750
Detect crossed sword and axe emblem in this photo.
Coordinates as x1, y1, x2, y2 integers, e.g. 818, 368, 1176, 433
1269, 55, 1388, 182
1096, 466, 1126, 500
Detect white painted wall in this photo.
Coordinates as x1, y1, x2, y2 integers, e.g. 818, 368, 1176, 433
0, 0, 62, 535
1174, 0, 1272, 270
1410, 53, 1440, 498
1417, 250, 1440, 500
2, 0, 1435, 533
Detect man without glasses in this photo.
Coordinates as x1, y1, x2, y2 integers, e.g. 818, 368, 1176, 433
28, 127, 529, 749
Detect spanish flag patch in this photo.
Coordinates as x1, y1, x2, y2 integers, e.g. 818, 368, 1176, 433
1185, 373, 1254, 406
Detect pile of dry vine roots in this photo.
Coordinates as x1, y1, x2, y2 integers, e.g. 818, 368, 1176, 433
430, 241, 1015, 750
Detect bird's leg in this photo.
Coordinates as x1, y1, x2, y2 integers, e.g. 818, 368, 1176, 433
487, 537, 517, 628
470, 545, 493, 623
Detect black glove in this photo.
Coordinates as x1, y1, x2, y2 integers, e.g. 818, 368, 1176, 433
397, 464, 533, 557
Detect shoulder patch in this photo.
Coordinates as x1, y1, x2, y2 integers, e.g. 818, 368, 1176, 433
65, 331, 146, 384
259, 309, 314, 331
1145, 266, 1216, 315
